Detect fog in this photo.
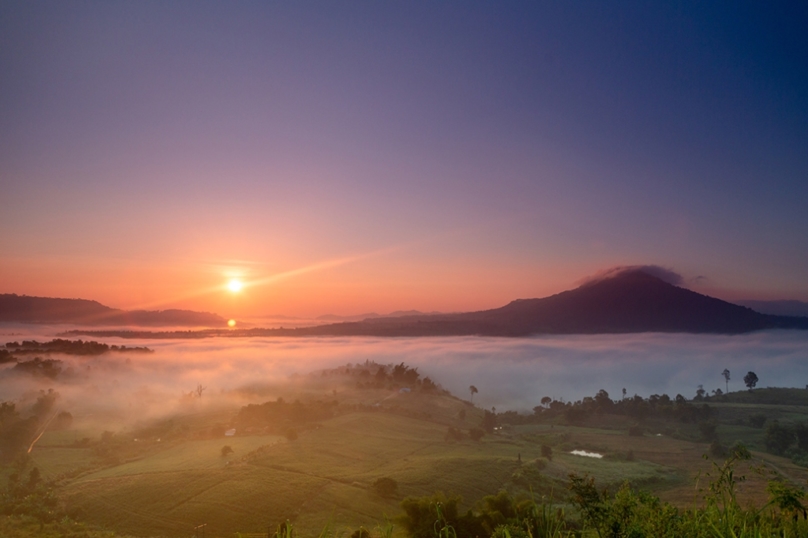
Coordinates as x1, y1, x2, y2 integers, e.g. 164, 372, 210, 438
2, 324, 808, 430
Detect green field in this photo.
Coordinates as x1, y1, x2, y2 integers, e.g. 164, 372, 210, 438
6, 368, 808, 538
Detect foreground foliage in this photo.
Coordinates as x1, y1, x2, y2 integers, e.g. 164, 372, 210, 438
395, 445, 808, 538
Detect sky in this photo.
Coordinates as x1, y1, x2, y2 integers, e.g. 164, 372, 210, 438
1, 1, 807, 319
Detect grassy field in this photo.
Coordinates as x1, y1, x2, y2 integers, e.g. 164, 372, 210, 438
7, 374, 808, 538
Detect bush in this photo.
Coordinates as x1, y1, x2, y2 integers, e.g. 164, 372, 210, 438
749, 413, 767, 428
221, 445, 233, 457
698, 421, 718, 441
709, 440, 727, 458
765, 420, 795, 456
351, 528, 370, 538
469, 428, 485, 441
541, 444, 553, 460
372, 477, 398, 498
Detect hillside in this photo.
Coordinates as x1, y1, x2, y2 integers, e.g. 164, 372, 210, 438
0, 294, 227, 327
13, 364, 808, 538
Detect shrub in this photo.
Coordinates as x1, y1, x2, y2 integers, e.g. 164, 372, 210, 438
709, 440, 727, 458
372, 477, 398, 498
351, 528, 370, 538
469, 428, 485, 441
765, 420, 794, 455
749, 413, 767, 428
541, 444, 553, 460
221, 445, 233, 457
698, 421, 718, 441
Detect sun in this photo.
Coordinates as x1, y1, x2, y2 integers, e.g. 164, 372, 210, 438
227, 278, 243, 293
227, 319, 236, 328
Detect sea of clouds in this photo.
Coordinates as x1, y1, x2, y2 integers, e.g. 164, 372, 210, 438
2, 324, 807, 428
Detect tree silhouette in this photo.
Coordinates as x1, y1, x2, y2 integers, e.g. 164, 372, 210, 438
540, 396, 552, 408
744, 371, 759, 391
722, 369, 730, 393
469, 385, 478, 403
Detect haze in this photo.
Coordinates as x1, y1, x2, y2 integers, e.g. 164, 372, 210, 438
3, 325, 808, 429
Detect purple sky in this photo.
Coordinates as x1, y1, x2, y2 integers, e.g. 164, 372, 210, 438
1, 1, 806, 317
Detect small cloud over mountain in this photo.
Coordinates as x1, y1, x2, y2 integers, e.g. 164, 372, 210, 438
578, 265, 684, 287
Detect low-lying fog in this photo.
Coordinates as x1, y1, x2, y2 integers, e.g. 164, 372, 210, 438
2, 324, 808, 429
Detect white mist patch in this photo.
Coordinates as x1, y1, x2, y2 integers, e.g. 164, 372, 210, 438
1, 326, 808, 426
570, 450, 603, 459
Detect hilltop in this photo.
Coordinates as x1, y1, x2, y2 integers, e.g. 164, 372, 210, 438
0, 294, 227, 327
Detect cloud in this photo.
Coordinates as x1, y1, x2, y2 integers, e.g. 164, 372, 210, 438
2, 325, 808, 425
578, 265, 684, 286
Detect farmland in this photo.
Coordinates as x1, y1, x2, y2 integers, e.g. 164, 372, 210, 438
5, 363, 808, 537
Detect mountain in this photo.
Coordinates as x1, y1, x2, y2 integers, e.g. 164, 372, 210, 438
735, 300, 808, 318
0, 294, 227, 327
49, 269, 808, 339
288, 269, 808, 337
315, 310, 444, 323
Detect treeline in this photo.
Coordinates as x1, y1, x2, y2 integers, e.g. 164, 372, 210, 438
5, 338, 152, 355
498, 389, 713, 426
316, 361, 443, 393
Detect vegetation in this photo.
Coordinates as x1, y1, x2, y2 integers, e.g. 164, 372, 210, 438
5, 362, 808, 537
5, 339, 152, 355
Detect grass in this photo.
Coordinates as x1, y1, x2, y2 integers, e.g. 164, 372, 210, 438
9, 386, 808, 537
77, 435, 283, 479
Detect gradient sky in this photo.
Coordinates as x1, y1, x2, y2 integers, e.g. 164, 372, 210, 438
1, 1, 806, 319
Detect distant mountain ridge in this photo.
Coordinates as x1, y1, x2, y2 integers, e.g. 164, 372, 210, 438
62, 269, 808, 339
735, 300, 808, 318
316, 310, 444, 323
0, 294, 227, 327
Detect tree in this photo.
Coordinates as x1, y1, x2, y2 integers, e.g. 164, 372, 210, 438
540, 396, 552, 408
481, 410, 497, 433
744, 371, 759, 391
722, 369, 731, 393
469, 385, 478, 403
